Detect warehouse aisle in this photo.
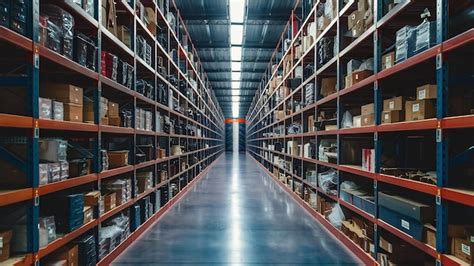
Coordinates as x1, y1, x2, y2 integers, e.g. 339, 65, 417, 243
113, 153, 361, 265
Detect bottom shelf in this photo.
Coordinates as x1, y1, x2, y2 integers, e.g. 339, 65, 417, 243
248, 154, 377, 265
96, 153, 223, 265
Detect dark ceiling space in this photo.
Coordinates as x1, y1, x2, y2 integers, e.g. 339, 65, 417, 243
175, 0, 297, 118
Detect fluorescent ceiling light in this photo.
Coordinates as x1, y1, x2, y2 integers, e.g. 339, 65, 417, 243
231, 46, 242, 61
231, 61, 241, 71
231, 90, 240, 96
230, 25, 243, 45
232, 102, 240, 118
232, 81, 241, 89
229, 0, 245, 23
232, 72, 241, 81
232, 96, 240, 102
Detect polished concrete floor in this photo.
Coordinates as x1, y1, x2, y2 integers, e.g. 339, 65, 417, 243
113, 153, 362, 265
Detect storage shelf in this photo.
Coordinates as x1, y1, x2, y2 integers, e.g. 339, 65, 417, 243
0, 114, 33, 128
0, 188, 33, 207
38, 174, 98, 196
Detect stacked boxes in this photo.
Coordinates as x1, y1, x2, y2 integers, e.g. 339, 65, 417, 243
101, 51, 118, 81
382, 96, 405, 124
406, 84, 436, 121
107, 101, 121, 127
0, 230, 13, 262
360, 103, 374, 126
137, 171, 153, 194
73, 234, 97, 266
320, 77, 337, 97
107, 150, 129, 168
44, 193, 85, 233
395, 25, 416, 63
347, 0, 373, 38
39, 216, 56, 247
102, 0, 117, 35
37, 139, 69, 185
135, 107, 153, 131
41, 83, 84, 122
103, 179, 132, 205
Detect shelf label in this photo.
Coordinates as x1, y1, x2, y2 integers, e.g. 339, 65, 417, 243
401, 219, 410, 230
436, 54, 442, 70
412, 103, 420, 113
462, 243, 471, 255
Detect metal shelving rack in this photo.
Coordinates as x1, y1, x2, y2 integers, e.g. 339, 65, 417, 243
246, 0, 473, 265
0, 0, 224, 265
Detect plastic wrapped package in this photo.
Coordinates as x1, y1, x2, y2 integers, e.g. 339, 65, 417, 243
340, 180, 359, 190
40, 16, 61, 53
358, 57, 374, 72
74, 32, 97, 70
415, 19, 436, 53
327, 204, 345, 228
341, 110, 353, 128
83, 0, 95, 16
41, 5, 75, 59
318, 168, 338, 195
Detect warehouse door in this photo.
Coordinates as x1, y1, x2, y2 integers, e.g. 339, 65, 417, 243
225, 119, 246, 152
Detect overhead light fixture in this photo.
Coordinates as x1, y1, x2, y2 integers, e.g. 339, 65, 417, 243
232, 102, 240, 118
232, 71, 241, 81
229, 0, 245, 23
231, 61, 241, 71
230, 25, 243, 45
232, 96, 240, 102
232, 81, 241, 89
231, 90, 240, 96
231, 46, 242, 61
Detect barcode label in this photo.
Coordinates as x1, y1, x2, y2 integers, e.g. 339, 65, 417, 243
401, 219, 410, 230
418, 89, 426, 100
462, 243, 471, 255
412, 103, 420, 112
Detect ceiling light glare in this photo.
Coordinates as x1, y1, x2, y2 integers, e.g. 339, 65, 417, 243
232, 71, 241, 81
232, 102, 240, 118
231, 25, 243, 45
232, 81, 241, 89
232, 96, 240, 102
231, 61, 241, 71
231, 90, 240, 96
231, 46, 242, 61
229, 0, 245, 23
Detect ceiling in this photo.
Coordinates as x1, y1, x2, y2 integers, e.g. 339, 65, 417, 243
175, 0, 297, 118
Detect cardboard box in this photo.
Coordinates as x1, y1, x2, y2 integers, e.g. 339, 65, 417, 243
107, 150, 129, 168
448, 225, 474, 240
381, 110, 403, 124
108, 116, 121, 127
104, 192, 116, 211
83, 99, 94, 123
351, 20, 365, 38
83, 206, 93, 224
308, 115, 315, 132
382, 51, 395, 70
416, 84, 437, 100
361, 113, 374, 126
107, 101, 119, 117
345, 74, 353, 88
353, 115, 362, 127
321, 77, 337, 97
0, 230, 12, 262
378, 192, 435, 223
405, 99, 436, 121
55, 245, 79, 266
275, 110, 285, 121
361, 103, 375, 115
383, 96, 405, 111
424, 224, 436, 248
84, 191, 100, 206
117, 25, 131, 47
453, 237, 473, 264
64, 103, 83, 122
348, 10, 364, 29
41, 83, 83, 105
353, 70, 372, 84
362, 148, 375, 172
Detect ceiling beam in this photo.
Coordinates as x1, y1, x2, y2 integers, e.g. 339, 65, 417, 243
194, 42, 276, 49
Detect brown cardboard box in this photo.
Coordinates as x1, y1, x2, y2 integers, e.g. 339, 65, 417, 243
41, 83, 83, 105
416, 84, 437, 100
108, 116, 121, 127
275, 110, 285, 121
453, 237, 473, 264
345, 74, 353, 88
381, 110, 403, 124
348, 10, 364, 29
83, 207, 93, 224
361, 113, 374, 126
56, 244, 78, 266
64, 103, 83, 122
351, 20, 365, 38
101, 117, 109, 125
308, 115, 315, 132
383, 96, 405, 111
382, 51, 395, 70
353, 115, 362, 127
448, 225, 474, 240
117, 25, 131, 48
321, 77, 337, 97
107, 101, 119, 117
145, 7, 156, 35
424, 224, 436, 248
83, 99, 94, 123
107, 151, 129, 168
0, 230, 12, 262
104, 192, 116, 211
84, 191, 100, 206
352, 70, 372, 84
405, 100, 436, 121
361, 103, 375, 115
